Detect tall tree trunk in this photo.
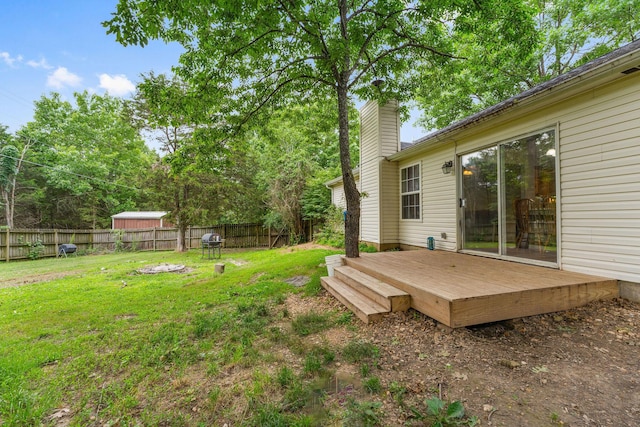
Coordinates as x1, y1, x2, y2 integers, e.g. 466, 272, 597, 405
336, 82, 360, 258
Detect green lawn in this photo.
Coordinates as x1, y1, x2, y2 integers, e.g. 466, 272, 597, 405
0, 247, 354, 426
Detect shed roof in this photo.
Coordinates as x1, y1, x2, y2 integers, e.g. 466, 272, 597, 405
111, 211, 168, 219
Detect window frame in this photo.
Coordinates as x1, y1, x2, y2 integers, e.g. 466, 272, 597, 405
400, 163, 421, 221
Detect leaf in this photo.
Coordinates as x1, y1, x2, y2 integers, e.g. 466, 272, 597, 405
426, 396, 445, 416
446, 400, 465, 419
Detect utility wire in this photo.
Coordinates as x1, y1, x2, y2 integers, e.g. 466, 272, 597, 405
0, 152, 142, 191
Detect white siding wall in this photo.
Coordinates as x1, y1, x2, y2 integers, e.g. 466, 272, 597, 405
398, 146, 457, 251
558, 76, 640, 282
360, 101, 381, 243
330, 176, 360, 210
360, 100, 400, 245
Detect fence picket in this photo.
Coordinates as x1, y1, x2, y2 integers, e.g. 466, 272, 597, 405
0, 220, 315, 262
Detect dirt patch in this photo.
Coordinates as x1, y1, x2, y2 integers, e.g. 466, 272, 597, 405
0, 271, 79, 288
292, 293, 639, 426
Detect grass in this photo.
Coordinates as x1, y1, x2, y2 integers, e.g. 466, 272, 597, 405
0, 247, 350, 426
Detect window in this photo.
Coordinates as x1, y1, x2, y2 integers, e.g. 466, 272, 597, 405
401, 164, 420, 219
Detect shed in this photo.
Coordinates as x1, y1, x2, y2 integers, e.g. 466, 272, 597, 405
111, 211, 172, 229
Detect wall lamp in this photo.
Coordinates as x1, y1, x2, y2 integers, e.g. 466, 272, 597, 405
441, 160, 453, 175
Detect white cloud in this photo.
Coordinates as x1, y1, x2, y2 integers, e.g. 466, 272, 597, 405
47, 67, 82, 89
98, 74, 135, 96
26, 57, 53, 69
1, 52, 23, 67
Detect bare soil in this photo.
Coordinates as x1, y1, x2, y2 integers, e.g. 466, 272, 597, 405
290, 293, 640, 426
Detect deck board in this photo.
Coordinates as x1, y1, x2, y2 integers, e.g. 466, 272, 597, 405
343, 250, 618, 327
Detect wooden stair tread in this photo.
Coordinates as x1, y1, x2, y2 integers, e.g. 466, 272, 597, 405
321, 276, 388, 323
334, 265, 411, 312
335, 265, 409, 297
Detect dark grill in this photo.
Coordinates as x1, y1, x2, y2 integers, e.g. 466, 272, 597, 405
201, 233, 222, 259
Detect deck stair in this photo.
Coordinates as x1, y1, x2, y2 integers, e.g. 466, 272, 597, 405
321, 265, 411, 323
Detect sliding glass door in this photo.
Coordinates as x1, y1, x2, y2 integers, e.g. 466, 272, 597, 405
461, 130, 557, 264
461, 148, 499, 254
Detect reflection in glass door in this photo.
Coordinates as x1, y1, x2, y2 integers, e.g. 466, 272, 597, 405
461, 148, 499, 254
501, 131, 557, 263
460, 130, 557, 264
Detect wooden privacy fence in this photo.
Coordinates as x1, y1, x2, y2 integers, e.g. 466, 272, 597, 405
1, 221, 316, 262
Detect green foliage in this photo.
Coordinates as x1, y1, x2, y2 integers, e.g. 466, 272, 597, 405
16, 91, 154, 229
17, 235, 45, 260
291, 312, 333, 337
343, 399, 383, 427
416, 0, 640, 130
105, 0, 535, 258
314, 205, 345, 248
409, 397, 478, 427
342, 341, 380, 364
363, 376, 382, 394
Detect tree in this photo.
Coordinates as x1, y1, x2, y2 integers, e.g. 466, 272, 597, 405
130, 73, 232, 251
0, 125, 30, 228
248, 101, 357, 243
105, 0, 535, 257
415, 0, 640, 129
17, 92, 154, 228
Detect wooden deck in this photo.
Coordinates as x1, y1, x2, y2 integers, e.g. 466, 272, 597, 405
323, 250, 618, 328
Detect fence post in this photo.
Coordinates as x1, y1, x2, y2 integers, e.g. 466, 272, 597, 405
54, 229, 59, 256
5, 228, 9, 262
153, 227, 157, 251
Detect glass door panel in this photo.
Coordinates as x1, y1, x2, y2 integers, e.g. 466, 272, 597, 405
501, 130, 557, 263
461, 148, 498, 254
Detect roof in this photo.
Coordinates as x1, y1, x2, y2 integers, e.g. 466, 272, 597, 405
111, 211, 168, 219
324, 167, 360, 187
389, 39, 640, 160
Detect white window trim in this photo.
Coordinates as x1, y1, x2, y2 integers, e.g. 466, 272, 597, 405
400, 163, 421, 221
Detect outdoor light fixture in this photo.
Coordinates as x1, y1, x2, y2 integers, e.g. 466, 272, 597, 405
441, 160, 453, 174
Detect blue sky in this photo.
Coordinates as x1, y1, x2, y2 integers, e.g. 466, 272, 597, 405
1, 1, 425, 142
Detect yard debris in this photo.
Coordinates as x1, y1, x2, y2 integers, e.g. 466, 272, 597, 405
137, 264, 186, 274
284, 275, 310, 287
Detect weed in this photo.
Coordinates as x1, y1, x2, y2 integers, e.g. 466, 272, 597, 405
409, 396, 478, 426
343, 399, 382, 427
363, 376, 381, 393
303, 354, 323, 376
277, 366, 295, 388
192, 312, 228, 338
360, 363, 371, 377
336, 312, 353, 325
342, 340, 379, 363
388, 381, 407, 406
291, 312, 333, 336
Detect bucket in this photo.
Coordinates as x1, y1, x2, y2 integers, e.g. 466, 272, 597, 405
427, 237, 435, 250
325, 254, 344, 276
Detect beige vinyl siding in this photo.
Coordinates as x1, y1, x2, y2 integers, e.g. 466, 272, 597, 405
558, 75, 640, 282
380, 161, 399, 242
397, 146, 457, 251
360, 101, 381, 243
360, 101, 400, 245
330, 175, 360, 210
331, 184, 346, 209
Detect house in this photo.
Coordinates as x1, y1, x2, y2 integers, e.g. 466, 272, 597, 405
329, 40, 640, 303
325, 168, 360, 209
111, 211, 172, 229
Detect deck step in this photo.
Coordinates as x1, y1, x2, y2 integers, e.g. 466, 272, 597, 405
321, 276, 389, 323
334, 265, 411, 312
